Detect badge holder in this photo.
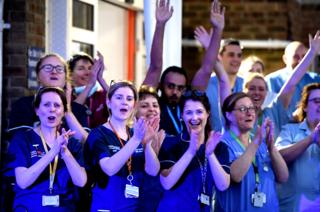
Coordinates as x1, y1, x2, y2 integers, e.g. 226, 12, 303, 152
251, 186, 266, 208
42, 174, 60, 207
42, 188, 60, 207
198, 193, 210, 206
124, 174, 139, 198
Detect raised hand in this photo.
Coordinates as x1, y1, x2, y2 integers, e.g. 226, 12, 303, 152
143, 117, 160, 145
261, 118, 275, 151
65, 82, 73, 112
309, 30, 320, 54
152, 129, 165, 155
194, 26, 212, 49
156, 0, 173, 24
96, 51, 105, 82
133, 118, 147, 141
210, 0, 225, 31
188, 129, 202, 155
312, 121, 320, 144
205, 131, 222, 156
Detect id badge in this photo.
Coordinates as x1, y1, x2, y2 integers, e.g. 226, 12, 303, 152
199, 193, 210, 206
251, 192, 266, 208
42, 195, 59, 207
124, 184, 139, 198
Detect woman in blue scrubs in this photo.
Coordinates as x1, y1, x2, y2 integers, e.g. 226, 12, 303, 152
157, 90, 230, 211
8, 87, 87, 211
86, 81, 159, 211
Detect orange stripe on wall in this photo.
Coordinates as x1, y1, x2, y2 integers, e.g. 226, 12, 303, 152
127, 10, 136, 81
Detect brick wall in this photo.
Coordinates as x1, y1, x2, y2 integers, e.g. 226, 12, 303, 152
182, 0, 320, 81
3, 0, 45, 128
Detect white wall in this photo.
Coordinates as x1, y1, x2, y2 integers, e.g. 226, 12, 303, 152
98, 2, 128, 83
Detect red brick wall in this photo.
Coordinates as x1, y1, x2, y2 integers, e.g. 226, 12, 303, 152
3, 0, 45, 126
182, 0, 320, 81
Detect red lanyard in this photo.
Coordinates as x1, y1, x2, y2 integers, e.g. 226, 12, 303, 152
108, 121, 132, 175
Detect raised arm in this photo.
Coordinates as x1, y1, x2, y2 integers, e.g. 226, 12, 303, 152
192, 0, 225, 91
278, 30, 320, 108
143, 0, 173, 87
205, 131, 230, 191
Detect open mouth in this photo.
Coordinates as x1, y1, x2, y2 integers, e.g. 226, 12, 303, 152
50, 77, 58, 80
189, 121, 201, 129
47, 116, 56, 122
120, 108, 128, 113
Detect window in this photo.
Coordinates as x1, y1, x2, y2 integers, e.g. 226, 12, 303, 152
71, 40, 94, 56
73, 0, 94, 31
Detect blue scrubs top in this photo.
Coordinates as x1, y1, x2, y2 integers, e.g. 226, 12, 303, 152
265, 68, 320, 118
275, 120, 320, 212
215, 130, 279, 212
8, 129, 84, 212
157, 131, 214, 212
85, 126, 145, 212
206, 74, 244, 132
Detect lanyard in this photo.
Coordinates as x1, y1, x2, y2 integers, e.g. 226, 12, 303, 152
166, 105, 182, 134
196, 155, 208, 193
39, 128, 59, 194
108, 121, 133, 183
229, 130, 260, 187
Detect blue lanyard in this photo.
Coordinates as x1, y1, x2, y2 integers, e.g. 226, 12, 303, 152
166, 105, 182, 134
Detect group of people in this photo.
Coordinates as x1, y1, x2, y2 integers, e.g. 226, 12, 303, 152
3, 0, 320, 211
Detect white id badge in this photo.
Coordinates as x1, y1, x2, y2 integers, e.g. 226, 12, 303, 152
124, 184, 139, 198
251, 192, 266, 208
199, 193, 210, 206
42, 195, 59, 207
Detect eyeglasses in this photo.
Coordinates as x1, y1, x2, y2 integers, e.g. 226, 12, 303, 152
183, 90, 206, 97
40, 64, 65, 73
165, 82, 186, 92
308, 97, 320, 104
233, 106, 256, 113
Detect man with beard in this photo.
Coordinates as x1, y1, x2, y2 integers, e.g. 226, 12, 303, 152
265, 41, 320, 118
143, 0, 225, 135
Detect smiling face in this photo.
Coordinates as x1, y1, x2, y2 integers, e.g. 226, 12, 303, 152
71, 58, 93, 87
220, 44, 242, 76
227, 97, 256, 132
305, 89, 320, 125
35, 92, 64, 128
107, 86, 136, 121
136, 95, 160, 121
182, 100, 209, 134
245, 77, 267, 109
37, 56, 66, 88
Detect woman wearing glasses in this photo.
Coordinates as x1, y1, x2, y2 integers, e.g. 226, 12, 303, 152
214, 92, 288, 211
275, 83, 320, 211
157, 90, 230, 211
8, 53, 88, 142
7, 87, 87, 211
85, 81, 160, 211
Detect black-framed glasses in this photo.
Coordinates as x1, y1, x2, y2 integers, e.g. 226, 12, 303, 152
40, 64, 65, 73
165, 82, 186, 92
308, 97, 320, 104
183, 90, 206, 97
233, 106, 256, 113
